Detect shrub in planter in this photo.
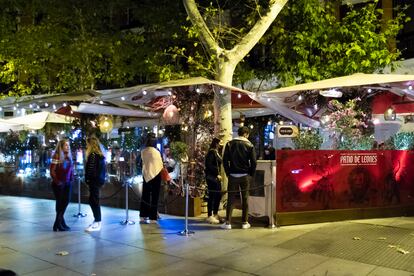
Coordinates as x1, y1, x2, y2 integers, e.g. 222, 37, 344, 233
386, 132, 414, 150
292, 130, 323, 150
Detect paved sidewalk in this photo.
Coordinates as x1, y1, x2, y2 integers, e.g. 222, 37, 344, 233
1, 195, 414, 275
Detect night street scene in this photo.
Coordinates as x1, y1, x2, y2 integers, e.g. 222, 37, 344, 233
2, 0, 414, 275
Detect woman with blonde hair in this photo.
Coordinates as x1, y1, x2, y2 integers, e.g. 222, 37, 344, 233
50, 139, 74, 231
84, 136, 106, 232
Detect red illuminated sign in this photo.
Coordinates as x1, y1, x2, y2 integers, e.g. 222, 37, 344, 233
276, 150, 414, 212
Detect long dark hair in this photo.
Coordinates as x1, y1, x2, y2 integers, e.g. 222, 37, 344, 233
145, 133, 157, 148
209, 137, 221, 150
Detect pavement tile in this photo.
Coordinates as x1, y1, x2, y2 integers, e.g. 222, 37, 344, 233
256, 252, 330, 276
301, 257, 376, 276
204, 245, 296, 273
0, 251, 55, 275
24, 266, 84, 276
72, 250, 181, 275
367, 266, 413, 276
149, 259, 252, 276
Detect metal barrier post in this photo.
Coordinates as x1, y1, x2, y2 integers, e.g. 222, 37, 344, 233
73, 174, 87, 218
268, 180, 276, 228
121, 181, 135, 225
178, 180, 194, 236
178, 162, 194, 236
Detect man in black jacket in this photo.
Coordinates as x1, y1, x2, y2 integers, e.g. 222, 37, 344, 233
222, 126, 257, 229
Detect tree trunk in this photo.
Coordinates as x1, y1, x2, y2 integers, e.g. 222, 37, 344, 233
215, 60, 237, 143
183, 0, 288, 140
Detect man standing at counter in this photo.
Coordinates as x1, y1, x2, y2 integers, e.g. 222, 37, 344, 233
222, 126, 257, 230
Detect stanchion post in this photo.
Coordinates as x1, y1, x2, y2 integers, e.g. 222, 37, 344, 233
120, 167, 135, 225
178, 162, 194, 236
268, 162, 276, 229
268, 180, 276, 229
73, 173, 87, 218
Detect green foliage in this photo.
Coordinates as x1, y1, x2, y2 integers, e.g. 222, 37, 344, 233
386, 132, 414, 150
252, 0, 408, 85
292, 130, 323, 150
0, 0, 149, 97
170, 141, 188, 161
324, 98, 374, 150
1, 130, 24, 156
338, 135, 374, 150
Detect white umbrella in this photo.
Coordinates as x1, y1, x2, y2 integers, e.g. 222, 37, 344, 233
6, 111, 72, 130
0, 118, 23, 132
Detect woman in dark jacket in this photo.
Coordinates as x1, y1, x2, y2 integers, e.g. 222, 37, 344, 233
84, 137, 106, 232
205, 137, 222, 224
50, 139, 74, 231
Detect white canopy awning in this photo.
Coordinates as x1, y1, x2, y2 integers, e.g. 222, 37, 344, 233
261, 73, 414, 97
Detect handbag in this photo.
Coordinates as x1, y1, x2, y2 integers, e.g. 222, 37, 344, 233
160, 167, 172, 182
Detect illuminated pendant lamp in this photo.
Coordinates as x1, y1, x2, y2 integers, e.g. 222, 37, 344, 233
99, 116, 114, 133
162, 104, 179, 124
384, 106, 396, 121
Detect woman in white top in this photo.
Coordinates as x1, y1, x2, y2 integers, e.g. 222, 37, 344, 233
140, 133, 163, 223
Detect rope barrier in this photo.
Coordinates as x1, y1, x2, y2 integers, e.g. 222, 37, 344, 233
195, 183, 271, 193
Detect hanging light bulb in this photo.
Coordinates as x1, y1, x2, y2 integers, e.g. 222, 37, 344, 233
384, 106, 396, 121
203, 109, 213, 119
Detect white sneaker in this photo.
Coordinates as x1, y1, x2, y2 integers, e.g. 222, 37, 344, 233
207, 215, 220, 224
214, 215, 224, 223
242, 222, 251, 229
220, 223, 232, 230
85, 222, 101, 232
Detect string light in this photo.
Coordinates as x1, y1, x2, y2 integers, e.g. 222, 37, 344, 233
267, 98, 271, 102
143, 90, 147, 95
367, 88, 372, 93
121, 96, 125, 101
196, 88, 201, 93
99, 100, 104, 105
63, 103, 67, 107
219, 89, 224, 94
409, 86, 413, 90
298, 95, 303, 101
237, 93, 242, 99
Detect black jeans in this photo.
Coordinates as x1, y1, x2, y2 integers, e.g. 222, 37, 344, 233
140, 173, 161, 220
88, 182, 102, 222
52, 183, 71, 226
226, 175, 250, 224
206, 178, 222, 216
